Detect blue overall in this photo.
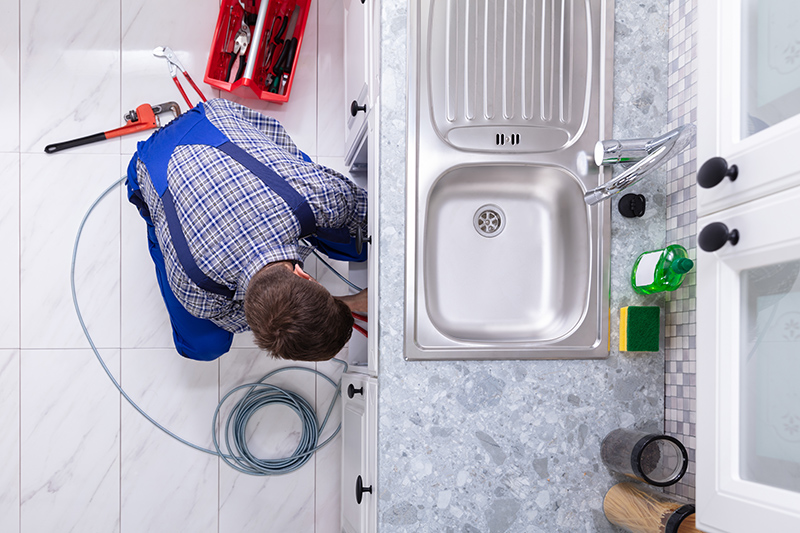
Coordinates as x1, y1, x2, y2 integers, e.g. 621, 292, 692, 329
126, 103, 365, 361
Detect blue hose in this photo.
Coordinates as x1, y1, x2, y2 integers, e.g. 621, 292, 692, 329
70, 177, 347, 475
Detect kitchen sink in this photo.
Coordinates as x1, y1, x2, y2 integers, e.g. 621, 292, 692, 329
425, 164, 590, 342
405, 0, 613, 360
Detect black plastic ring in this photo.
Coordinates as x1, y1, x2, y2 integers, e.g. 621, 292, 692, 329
665, 504, 696, 533
630, 434, 688, 487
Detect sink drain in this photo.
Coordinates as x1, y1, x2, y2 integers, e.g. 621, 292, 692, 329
473, 204, 506, 238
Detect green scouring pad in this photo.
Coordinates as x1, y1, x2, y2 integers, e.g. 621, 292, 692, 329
619, 306, 660, 352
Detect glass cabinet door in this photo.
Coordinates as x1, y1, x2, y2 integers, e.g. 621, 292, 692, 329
740, 259, 800, 493
698, 0, 800, 217
740, 0, 800, 140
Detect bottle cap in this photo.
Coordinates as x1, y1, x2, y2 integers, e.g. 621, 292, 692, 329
672, 257, 694, 274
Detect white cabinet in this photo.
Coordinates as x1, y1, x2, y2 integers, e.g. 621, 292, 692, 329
340, 373, 377, 533
696, 1, 800, 531
343, 0, 379, 167
697, 0, 800, 217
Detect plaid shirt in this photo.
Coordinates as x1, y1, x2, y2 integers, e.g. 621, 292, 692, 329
134, 99, 368, 332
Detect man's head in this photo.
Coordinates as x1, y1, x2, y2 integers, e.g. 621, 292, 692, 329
244, 262, 353, 361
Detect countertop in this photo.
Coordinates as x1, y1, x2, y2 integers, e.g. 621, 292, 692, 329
375, 1, 671, 531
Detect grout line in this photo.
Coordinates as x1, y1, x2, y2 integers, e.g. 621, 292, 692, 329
18, 0, 23, 527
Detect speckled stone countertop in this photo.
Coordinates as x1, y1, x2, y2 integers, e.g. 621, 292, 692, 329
376, 1, 670, 531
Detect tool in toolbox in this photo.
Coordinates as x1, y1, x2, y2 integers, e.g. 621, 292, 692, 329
226, 19, 252, 82
152, 46, 207, 109
44, 102, 181, 154
266, 5, 299, 93
261, 13, 287, 73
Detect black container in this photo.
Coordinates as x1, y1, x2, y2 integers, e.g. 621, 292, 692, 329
601, 428, 688, 487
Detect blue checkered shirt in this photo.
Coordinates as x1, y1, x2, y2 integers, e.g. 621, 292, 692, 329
134, 98, 368, 332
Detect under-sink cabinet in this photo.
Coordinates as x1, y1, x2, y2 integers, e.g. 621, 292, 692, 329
340, 373, 378, 533
340, 0, 380, 531
696, 1, 800, 531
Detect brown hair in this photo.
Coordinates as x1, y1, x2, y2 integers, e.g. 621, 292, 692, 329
244, 265, 353, 361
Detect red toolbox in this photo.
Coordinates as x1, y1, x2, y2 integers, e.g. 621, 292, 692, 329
204, 0, 311, 103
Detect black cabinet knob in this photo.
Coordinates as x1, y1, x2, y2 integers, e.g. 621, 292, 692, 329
698, 157, 738, 189
350, 100, 367, 117
347, 384, 364, 398
699, 222, 739, 252
356, 225, 372, 255
356, 475, 373, 504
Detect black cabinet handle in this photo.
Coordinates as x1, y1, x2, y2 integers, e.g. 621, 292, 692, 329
699, 222, 739, 252
351, 100, 367, 117
698, 157, 738, 189
356, 225, 372, 256
347, 384, 364, 398
356, 475, 373, 504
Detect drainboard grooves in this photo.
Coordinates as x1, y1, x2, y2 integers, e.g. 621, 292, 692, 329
429, 0, 591, 152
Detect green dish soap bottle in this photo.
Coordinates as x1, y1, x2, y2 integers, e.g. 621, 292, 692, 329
631, 244, 694, 294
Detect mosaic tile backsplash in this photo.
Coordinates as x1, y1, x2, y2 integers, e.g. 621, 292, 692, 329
664, 0, 698, 502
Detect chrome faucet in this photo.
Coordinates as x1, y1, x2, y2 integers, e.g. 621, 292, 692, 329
583, 124, 696, 205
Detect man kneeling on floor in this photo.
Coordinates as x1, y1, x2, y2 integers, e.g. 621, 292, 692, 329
127, 98, 367, 362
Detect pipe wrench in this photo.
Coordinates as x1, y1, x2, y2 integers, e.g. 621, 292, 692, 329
44, 102, 181, 154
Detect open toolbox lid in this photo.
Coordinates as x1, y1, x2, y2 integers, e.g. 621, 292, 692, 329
205, 0, 310, 103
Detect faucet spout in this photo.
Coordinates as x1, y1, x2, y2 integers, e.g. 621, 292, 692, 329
584, 124, 696, 205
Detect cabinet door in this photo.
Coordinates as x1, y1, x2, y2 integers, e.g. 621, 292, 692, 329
697, 187, 800, 532
698, 0, 800, 216
343, 0, 371, 162
341, 374, 377, 533
341, 395, 367, 533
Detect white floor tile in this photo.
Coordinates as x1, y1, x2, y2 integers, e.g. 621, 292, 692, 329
20, 349, 120, 533
317, 0, 346, 158
20, 0, 121, 154
0, 350, 19, 533
0, 154, 19, 348
0, 0, 20, 153
120, 349, 219, 533
315, 359, 346, 533
20, 154, 121, 349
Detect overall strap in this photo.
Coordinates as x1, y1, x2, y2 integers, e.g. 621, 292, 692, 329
215, 141, 317, 238
160, 188, 235, 299
136, 104, 235, 298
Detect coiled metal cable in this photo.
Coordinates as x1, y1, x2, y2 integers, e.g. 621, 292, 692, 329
71, 177, 347, 475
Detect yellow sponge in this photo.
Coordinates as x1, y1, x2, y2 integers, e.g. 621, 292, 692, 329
619, 306, 660, 352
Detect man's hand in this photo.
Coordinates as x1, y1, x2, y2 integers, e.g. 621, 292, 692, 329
337, 289, 368, 315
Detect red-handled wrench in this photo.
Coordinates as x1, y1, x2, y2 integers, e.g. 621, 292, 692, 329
44, 102, 181, 154
153, 46, 207, 109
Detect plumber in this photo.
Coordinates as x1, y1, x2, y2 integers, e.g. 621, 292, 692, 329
126, 98, 367, 362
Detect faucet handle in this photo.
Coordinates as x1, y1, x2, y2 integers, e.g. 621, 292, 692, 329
698, 157, 738, 188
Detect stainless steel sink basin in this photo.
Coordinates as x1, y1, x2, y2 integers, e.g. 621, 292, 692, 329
406, 0, 613, 360
425, 164, 590, 342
